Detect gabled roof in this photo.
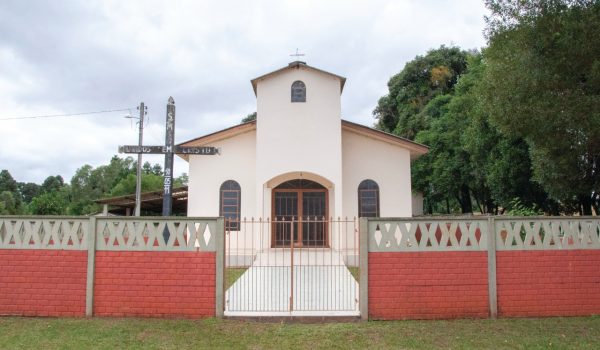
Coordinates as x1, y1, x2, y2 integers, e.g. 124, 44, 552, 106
341, 120, 428, 159
177, 119, 428, 161
177, 120, 256, 161
250, 61, 346, 96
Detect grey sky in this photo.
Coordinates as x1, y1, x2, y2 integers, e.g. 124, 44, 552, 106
0, 0, 488, 184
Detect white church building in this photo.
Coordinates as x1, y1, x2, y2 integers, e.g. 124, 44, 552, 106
178, 61, 427, 248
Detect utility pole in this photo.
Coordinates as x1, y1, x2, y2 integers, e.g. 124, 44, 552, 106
134, 102, 146, 216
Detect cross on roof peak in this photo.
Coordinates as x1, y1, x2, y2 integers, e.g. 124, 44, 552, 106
290, 48, 305, 59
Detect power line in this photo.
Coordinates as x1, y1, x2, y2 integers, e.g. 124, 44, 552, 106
0, 108, 133, 121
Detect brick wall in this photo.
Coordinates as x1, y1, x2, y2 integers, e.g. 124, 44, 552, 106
93, 251, 215, 318
0, 250, 87, 316
497, 250, 600, 317
369, 251, 489, 320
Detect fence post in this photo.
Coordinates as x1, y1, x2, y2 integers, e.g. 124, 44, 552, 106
86, 216, 97, 317
215, 217, 225, 318
487, 216, 498, 319
359, 217, 369, 321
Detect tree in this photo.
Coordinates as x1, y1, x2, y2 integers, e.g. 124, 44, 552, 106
0, 191, 17, 214
17, 182, 41, 203
29, 191, 68, 215
373, 46, 470, 139
109, 173, 164, 197
41, 175, 64, 193
242, 112, 257, 123
67, 156, 136, 215
0, 170, 23, 212
482, 0, 600, 214
0, 170, 18, 194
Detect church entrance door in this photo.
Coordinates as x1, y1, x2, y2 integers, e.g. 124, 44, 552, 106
272, 179, 328, 247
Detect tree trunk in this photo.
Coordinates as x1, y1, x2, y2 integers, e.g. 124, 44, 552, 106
459, 185, 473, 214
580, 194, 592, 216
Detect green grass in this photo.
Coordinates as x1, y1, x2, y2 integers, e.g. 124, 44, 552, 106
347, 266, 359, 282
225, 267, 247, 290
1, 316, 599, 349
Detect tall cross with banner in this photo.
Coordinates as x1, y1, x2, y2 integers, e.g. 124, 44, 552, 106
119, 96, 219, 216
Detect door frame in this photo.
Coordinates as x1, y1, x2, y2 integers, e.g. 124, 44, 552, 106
271, 188, 329, 248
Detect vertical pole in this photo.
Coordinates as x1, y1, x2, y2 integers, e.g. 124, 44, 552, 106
162, 97, 175, 242
134, 102, 145, 217
359, 217, 369, 321
487, 216, 498, 319
162, 97, 175, 217
289, 218, 294, 311
215, 218, 225, 318
85, 216, 97, 317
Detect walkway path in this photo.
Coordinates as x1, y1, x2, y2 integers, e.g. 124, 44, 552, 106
224, 249, 359, 316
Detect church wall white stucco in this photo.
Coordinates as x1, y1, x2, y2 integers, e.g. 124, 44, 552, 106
255, 66, 343, 219
183, 62, 426, 230
187, 130, 257, 218
341, 129, 413, 219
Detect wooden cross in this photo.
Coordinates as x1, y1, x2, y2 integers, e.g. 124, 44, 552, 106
119, 96, 219, 217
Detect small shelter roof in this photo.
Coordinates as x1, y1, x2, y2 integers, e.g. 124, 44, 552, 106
95, 186, 188, 215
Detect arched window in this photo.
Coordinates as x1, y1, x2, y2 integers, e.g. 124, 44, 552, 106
220, 180, 241, 231
291, 81, 306, 102
358, 179, 379, 218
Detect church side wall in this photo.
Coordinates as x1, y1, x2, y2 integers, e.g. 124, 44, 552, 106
342, 130, 412, 219
187, 130, 257, 218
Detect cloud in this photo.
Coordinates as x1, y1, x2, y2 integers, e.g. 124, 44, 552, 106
0, 0, 488, 184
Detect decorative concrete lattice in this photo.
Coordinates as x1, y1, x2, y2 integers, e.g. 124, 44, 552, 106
95, 218, 216, 251
0, 217, 88, 250
495, 218, 600, 250
368, 219, 488, 252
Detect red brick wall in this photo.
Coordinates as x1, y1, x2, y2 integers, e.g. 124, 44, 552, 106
497, 250, 600, 317
93, 251, 215, 318
0, 250, 87, 316
369, 251, 489, 319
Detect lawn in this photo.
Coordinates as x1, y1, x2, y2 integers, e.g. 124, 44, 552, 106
1, 316, 599, 349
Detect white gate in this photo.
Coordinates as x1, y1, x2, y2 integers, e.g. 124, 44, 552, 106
224, 218, 360, 316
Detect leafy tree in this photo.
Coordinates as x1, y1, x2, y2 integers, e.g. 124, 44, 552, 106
41, 175, 64, 193
242, 112, 257, 123
109, 173, 164, 197
151, 164, 163, 176
482, 0, 600, 214
17, 182, 41, 203
411, 52, 554, 214
0, 191, 17, 214
0, 170, 18, 194
176, 173, 189, 187
373, 46, 470, 139
0, 170, 23, 212
29, 190, 68, 215
68, 164, 99, 215
142, 161, 153, 174
65, 156, 136, 215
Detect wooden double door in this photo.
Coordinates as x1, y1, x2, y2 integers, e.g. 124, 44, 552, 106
272, 179, 328, 247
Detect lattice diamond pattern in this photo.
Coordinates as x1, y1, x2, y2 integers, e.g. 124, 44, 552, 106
0, 218, 88, 250
370, 220, 488, 252
496, 219, 600, 250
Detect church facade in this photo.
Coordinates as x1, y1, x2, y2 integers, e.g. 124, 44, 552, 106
179, 61, 427, 247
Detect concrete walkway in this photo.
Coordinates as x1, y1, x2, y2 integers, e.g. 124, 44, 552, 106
224, 249, 360, 317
